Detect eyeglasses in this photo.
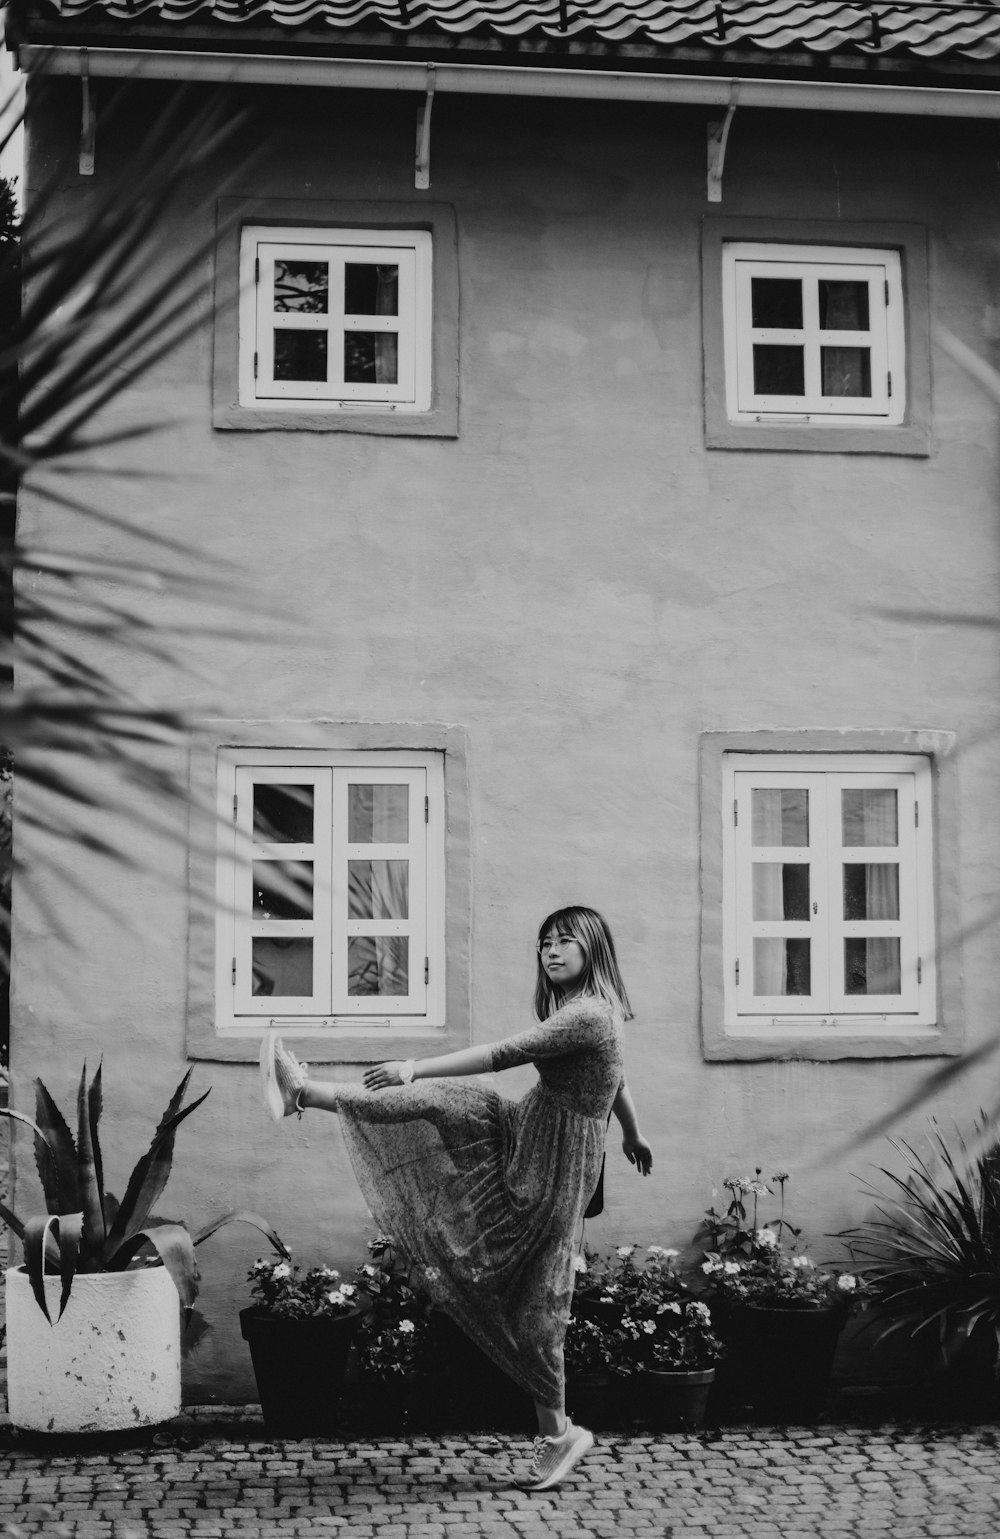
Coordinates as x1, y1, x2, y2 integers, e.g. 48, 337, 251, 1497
536, 934, 578, 954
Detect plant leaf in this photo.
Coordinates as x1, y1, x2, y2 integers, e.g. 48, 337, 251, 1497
105, 1221, 198, 1313
32, 1080, 80, 1216
191, 1210, 290, 1259
76, 1063, 104, 1257
56, 1212, 84, 1320
102, 1073, 210, 1263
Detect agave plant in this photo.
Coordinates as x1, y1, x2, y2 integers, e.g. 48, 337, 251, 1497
841, 1123, 1000, 1360
0, 1062, 288, 1322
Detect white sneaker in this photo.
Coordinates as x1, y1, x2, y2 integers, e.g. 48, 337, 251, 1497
259, 1034, 308, 1122
524, 1420, 594, 1491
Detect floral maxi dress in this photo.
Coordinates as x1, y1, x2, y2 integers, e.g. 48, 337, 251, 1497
329, 998, 625, 1408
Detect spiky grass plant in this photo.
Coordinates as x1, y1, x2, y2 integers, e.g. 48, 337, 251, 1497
0, 1062, 287, 1322
842, 1124, 1000, 1361
0, 74, 261, 978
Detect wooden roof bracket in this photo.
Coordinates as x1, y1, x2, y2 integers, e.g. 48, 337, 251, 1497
80, 50, 96, 175
415, 62, 436, 189
707, 82, 739, 203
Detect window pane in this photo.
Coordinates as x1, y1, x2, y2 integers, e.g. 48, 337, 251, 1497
348, 860, 409, 920
274, 330, 327, 382
821, 346, 871, 398
253, 784, 314, 844
818, 279, 869, 331
751, 277, 803, 329
753, 938, 811, 996
253, 861, 313, 920
845, 937, 901, 995
753, 344, 805, 396
348, 784, 409, 843
345, 263, 398, 316
348, 936, 409, 996
843, 863, 899, 921
842, 789, 898, 847
274, 260, 328, 314
752, 788, 809, 847
752, 862, 809, 921
252, 938, 313, 998
345, 333, 398, 385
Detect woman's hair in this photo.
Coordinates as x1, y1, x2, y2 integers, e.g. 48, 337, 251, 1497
533, 905, 633, 1022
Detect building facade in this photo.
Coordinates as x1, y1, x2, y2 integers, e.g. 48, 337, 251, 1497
9, 0, 1000, 1399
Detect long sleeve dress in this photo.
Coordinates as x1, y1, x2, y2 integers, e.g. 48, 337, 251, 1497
329, 997, 625, 1408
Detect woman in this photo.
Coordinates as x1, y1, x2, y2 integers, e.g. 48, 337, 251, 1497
261, 904, 652, 1491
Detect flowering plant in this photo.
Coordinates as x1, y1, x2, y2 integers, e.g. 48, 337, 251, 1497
575, 1246, 726, 1373
563, 1314, 617, 1377
699, 1170, 862, 1311
353, 1235, 434, 1382
247, 1257, 359, 1319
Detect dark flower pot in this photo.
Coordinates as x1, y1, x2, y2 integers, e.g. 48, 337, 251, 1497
240, 1306, 362, 1438
566, 1370, 620, 1430
641, 1368, 716, 1432
711, 1302, 847, 1423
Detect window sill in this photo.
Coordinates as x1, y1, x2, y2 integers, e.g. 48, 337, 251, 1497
213, 402, 458, 437
705, 1023, 952, 1062
191, 1025, 455, 1065
705, 418, 930, 456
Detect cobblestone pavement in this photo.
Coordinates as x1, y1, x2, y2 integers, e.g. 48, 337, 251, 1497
0, 1412, 999, 1538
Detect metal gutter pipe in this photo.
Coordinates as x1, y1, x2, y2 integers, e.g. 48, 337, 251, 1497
16, 43, 1000, 120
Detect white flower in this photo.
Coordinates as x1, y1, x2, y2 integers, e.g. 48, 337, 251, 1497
616, 1245, 637, 1260
662, 1302, 682, 1315
272, 1262, 292, 1280
701, 1260, 719, 1274
340, 1283, 357, 1297
723, 1262, 742, 1276
791, 1255, 814, 1270
837, 1274, 858, 1292
755, 1228, 778, 1249
362, 1264, 378, 1277
572, 1255, 588, 1274
423, 1267, 440, 1283
641, 1320, 656, 1335
398, 1319, 416, 1334
326, 1289, 348, 1307
319, 1267, 340, 1279
689, 1302, 712, 1323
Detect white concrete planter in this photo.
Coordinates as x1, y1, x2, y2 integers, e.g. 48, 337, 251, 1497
5, 1265, 182, 1433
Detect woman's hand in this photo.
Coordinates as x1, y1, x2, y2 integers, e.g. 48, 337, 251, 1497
363, 1061, 409, 1091
622, 1135, 653, 1176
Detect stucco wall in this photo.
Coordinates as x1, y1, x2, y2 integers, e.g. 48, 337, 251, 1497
11, 81, 1000, 1400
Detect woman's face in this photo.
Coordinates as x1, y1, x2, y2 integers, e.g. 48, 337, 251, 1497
538, 927, 587, 993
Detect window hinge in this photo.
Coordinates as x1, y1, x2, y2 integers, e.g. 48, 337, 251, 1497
232, 957, 237, 985
887, 371, 892, 398
915, 802, 919, 827
735, 958, 740, 984
233, 793, 238, 823
255, 256, 260, 284
917, 957, 922, 984
424, 957, 430, 985
425, 795, 429, 823
885, 279, 890, 305
733, 799, 738, 827
253, 351, 258, 380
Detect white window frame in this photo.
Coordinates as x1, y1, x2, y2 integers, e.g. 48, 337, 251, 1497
238, 226, 433, 412
215, 749, 445, 1036
722, 753, 935, 1030
722, 243, 905, 427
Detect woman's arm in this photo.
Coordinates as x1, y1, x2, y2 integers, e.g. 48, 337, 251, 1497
363, 1043, 491, 1090
612, 1079, 653, 1176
